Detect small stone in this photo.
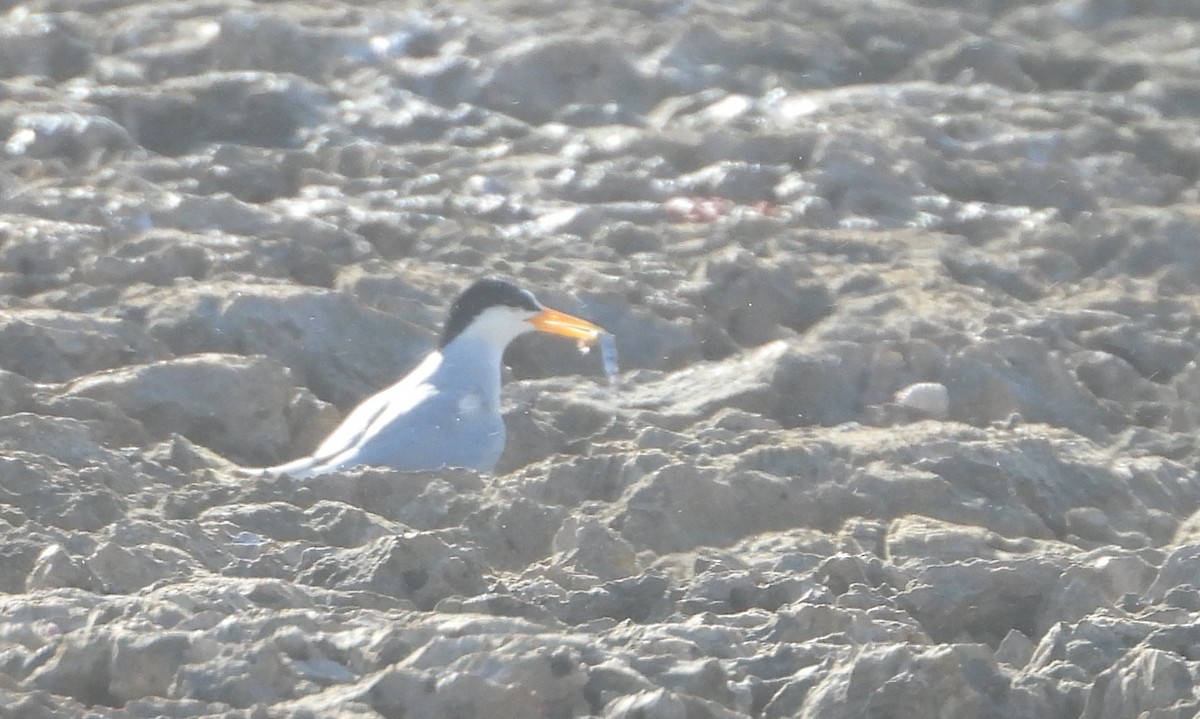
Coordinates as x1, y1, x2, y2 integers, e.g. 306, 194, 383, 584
894, 382, 950, 419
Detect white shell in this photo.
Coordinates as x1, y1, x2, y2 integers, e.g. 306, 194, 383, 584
894, 382, 950, 419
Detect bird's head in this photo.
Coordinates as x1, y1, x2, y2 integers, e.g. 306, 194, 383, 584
440, 278, 603, 350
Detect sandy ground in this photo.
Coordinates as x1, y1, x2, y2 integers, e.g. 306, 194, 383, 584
3, 0, 1200, 717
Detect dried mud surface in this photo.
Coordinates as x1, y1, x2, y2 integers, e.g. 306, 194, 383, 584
3, 1, 1200, 718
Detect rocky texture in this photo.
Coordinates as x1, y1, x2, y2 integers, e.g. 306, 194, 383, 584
3, 0, 1200, 718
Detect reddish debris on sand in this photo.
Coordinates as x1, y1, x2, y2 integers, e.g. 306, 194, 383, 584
663, 196, 778, 222
663, 196, 733, 223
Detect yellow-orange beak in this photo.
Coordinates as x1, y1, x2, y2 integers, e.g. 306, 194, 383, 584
529, 307, 605, 345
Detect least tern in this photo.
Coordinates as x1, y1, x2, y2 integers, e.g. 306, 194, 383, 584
248, 278, 605, 478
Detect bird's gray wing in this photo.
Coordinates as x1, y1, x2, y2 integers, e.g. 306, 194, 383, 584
307, 353, 441, 462
307, 383, 504, 474
249, 356, 441, 479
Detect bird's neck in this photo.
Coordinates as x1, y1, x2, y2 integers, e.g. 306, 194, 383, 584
438, 333, 509, 406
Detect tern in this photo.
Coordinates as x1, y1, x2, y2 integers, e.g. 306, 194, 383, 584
247, 278, 604, 478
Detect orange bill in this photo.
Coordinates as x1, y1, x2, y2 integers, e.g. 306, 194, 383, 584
529, 307, 604, 345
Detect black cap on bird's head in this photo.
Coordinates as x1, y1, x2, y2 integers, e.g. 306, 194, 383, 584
440, 278, 604, 349
440, 278, 542, 347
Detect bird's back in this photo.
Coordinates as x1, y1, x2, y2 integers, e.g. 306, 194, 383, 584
254, 346, 507, 477
329, 383, 506, 473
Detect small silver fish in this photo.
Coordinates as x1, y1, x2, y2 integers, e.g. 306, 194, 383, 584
600, 332, 620, 391
576, 330, 620, 391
